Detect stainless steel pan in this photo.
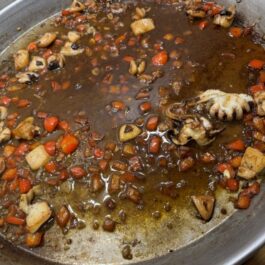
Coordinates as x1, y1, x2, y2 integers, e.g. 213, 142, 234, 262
0, 1, 265, 264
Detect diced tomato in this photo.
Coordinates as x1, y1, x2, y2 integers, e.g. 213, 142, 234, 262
2, 168, 17, 181
98, 159, 108, 172
44, 141, 56, 156
51, 81, 62, 92
15, 143, 29, 156
0, 96, 11, 106
27, 42, 37, 52
94, 33, 102, 42
0, 81, 5, 89
203, 2, 214, 12
70, 166, 86, 179
59, 169, 69, 181
5, 216, 25, 225
229, 27, 243, 38
94, 148, 104, 159
152, 51, 168, 66
149, 136, 162, 154
121, 172, 136, 182
249, 83, 265, 94
226, 139, 245, 151
115, 33, 127, 46
139, 102, 152, 113
111, 100, 125, 111
229, 156, 242, 168
146, 116, 159, 131
211, 5, 223, 15
248, 59, 265, 70
236, 194, 251, 209
17, 99, 31, 108
198, 20, 209, 30
44, 116, 59, 133
123, 56, 134, 63
216, 163, 234, 178
18, 178, 32, 194
44, 161, 57, 173
62, 9, 71, 16
58, 120, 70, 132
226, 178, 239, 192
60, 134, 79, 154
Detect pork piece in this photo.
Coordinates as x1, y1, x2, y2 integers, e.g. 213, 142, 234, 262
238, 147, 265, 179
26, 201, 52, 233
26, 145, 51, 170
13, 117, 40, 140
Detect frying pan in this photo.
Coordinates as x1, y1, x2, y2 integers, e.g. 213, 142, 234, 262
0, 0, 265, 264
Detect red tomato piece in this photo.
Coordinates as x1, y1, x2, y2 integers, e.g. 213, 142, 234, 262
152, 51, 168, 66
60, 134, 79, 154
44, 116, 59, 133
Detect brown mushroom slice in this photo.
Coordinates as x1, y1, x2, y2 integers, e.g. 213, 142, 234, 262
60, 42, 84, 56
14, 49, 29, 71
119, 124, 142, 142
13, 117, 40, 140
19, 185, 42, 214
0, 106, 7, 120
67, 0, 85, 13
0, 122, 11, 143
213, 5, 236, 28
28, 56, 46, 72
186, 9, 206, 18
0, 157, 5, 175
191, 195, 215, 221
238, 147, 265, 179
47, 54, 65, 71
254, 91, 265, 116
26, 201, 52, 233
130, 18, 155, 36
16, 72, 39, 84
68, 31, 81, 42
37, 32, 57, 48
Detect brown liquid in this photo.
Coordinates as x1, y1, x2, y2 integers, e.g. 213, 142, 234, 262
0, 1, 264, 263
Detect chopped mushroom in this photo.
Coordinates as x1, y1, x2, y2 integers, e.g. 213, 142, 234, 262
186, 9, 206, 18
254, 91, 265, 116
238, 147, 265, 179
28, 56, 46, 72
47, 54, 65, 71
26, 145, 51, 170
68, 31, 81, 42
67, 0, 85, 13
197, 89, 253, 121
13, 117, 40, 140
16, 72, 39, 84
37, 32, 57, 48
191, 195, 215, 221
19, 185, 42, 214
0, 106, 8, 120
60, 42, 84, 56
0, 122, 11, 143
119, 124, 142, 142
14, 49, 29, 71
26, 201, 52, 233
213, 5, 236, 28
130, 18, 155, 36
